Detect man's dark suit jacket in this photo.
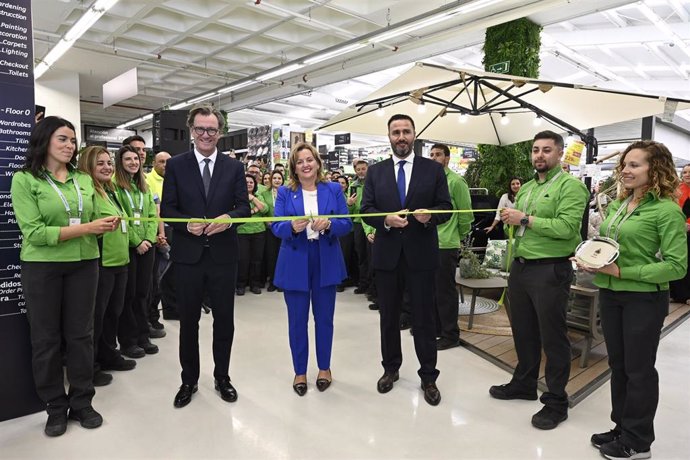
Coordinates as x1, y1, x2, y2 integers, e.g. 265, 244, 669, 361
361, 155, 452, 271
160, 151, 251, 265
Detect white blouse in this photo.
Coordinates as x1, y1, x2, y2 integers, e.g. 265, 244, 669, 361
494, 193, 516, 220
303, 189, 319, 240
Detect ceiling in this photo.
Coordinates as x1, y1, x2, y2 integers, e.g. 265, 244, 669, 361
33, 0, 690, 145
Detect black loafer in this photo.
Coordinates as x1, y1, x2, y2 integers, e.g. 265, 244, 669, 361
316, 370, 332, 392
45, 412, 68, 437
377, 371, 399, 393
421, 382, 441, 406
174, 384, 198, 408
215, 378, 238, 402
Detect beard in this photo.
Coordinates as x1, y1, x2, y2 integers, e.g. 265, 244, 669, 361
391, 141, 413, 158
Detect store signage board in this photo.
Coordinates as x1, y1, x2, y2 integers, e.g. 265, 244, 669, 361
335, 133, 351, 145
84, 125, 136, 144
0, 0, 44, 421
488, 61, 510, 74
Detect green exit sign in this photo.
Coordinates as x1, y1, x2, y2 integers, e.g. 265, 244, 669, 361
488, 61, 510, 74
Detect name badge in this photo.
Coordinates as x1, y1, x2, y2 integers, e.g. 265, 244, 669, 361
133, 212, 141, 226
516, 225, 526, 237
120, 219, 127, 233
69, 217, 81, 227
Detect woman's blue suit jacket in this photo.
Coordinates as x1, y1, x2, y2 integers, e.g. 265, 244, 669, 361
271, 181, 352, 291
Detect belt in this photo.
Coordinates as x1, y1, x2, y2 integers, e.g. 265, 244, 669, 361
514, 256, 572, 265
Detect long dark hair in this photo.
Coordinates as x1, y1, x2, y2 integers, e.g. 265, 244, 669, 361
114, 145, 148, 192
22, 116, 77, 177
245, 174, 258, 194
507, 176, 522, 203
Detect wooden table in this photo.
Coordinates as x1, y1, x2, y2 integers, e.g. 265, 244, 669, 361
457, 277, 508, 330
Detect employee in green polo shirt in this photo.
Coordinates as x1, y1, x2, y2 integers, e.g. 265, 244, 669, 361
258, 169, 284, 292
236, 174, 268, 295
578, 141, 685, 460
489, 130, 589, 431
349, 159, 370, 295
429, 144, 473, 350
11, 117, 119, 437
78, 146, 137, 384
114, 145, 159, 358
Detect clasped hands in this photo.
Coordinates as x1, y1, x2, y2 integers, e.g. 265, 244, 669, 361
187, 214, 231, 236
292, 217, 330, 233
384, 209, 431, 228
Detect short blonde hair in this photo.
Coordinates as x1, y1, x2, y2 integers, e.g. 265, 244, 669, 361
286, 142, 326, 191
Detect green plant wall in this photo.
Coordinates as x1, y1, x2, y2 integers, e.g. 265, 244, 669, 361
466, 18, 542, 197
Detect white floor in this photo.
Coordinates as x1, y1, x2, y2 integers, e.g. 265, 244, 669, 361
1, 288, 689, 460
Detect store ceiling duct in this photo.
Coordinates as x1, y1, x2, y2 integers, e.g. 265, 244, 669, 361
320, 63, 690, 146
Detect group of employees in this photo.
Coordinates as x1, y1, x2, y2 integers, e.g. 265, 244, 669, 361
11, 108, 686, 460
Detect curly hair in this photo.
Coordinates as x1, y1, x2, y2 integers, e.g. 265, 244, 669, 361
615, 140, 679, 201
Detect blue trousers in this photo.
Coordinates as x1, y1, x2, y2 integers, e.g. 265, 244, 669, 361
283, 241, 337, 375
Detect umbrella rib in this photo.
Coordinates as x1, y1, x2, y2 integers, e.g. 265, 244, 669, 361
476, 82, 503, 145
417, 83, 468, 139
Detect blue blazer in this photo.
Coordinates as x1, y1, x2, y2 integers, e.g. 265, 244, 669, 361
272, 181, 352, 291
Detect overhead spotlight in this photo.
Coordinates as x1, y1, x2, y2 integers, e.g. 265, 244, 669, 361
417, 102, 426, 114
533, 115, 543, 126
500, 113, 510, 125
376, 105, 385, 117
458, 113, 468, 123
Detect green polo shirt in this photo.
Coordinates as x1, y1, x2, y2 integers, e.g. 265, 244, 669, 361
513, 166, 589, 259
115, 181, 157, 248
237, 194, 268, 234
257, 187, 277, 217
438, 167, 473, 249
11, 169, 99, 262
594, 193, 686, 292
347, 179, 365, 224
95, 191, 130, 267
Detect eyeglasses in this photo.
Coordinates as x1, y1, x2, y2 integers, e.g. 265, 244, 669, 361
192, 126, 219, 136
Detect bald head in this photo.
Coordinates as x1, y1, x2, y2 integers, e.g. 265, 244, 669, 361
154, 151, 171, 176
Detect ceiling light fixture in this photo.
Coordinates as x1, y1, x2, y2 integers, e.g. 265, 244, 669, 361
533, 115, 543, 126
117, 113, 152, 129
256, 63, 304, 82
34, 0, 120, 79
376, 105, 385, 117
500, 113, 510, 125
303, 43, 367, 66
417, 102, 427, 114
459, 113, 468, 123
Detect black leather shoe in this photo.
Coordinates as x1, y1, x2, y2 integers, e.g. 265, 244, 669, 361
377, 371, 399, 393
293, 381, 307, 396
93, 371, 113, 387
250, 287, 261, 295
354, 286, 368, 294
267, 284, 277, 292
215, 378, 238, 402
122, 345, 145, 359
149, 327, 166, 339
101, 357, 136, 371
531, 406, 568, 430
422, 382, 441, 406
368, 303, 379, 310
45, 412, 68, 437
68, 406, 103, 429
336, 284, 345, 292
174, 384, 198, 408
236, 287, 245, 296
489, 383, 538, 401
140, 342, 159, 355
316, 370, 332, 392
399, 318, 411, 330
436, 337, 461, 350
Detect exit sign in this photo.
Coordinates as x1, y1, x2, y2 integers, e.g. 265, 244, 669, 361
488, 61, 510, 74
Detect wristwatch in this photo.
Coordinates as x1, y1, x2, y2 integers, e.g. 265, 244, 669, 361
520, 215, 530, 226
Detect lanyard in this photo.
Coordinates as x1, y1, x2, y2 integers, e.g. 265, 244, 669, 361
520, 170, 563, 216
605, 196, 645, 242
44, 172, 82, 217
105, 190, 123, 217
124, 187, 144, 213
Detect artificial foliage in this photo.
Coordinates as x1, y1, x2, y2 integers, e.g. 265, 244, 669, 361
466, 18, 542, 197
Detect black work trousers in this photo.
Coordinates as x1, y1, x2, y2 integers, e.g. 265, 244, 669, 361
237, 231, 265, 289
118, 248, 154, 348
264, 229, 280, 285
434, 248, 459, 341
507, 259, 572, 413
21, 260, 98, 415
599, 288, 668, 452
353, 223, 370, 289
95, 264, 128, 367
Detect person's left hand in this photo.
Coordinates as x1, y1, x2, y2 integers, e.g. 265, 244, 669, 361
205, 214, 231, 235
501, 208, 526, 226
597, 262, 620, 278
311, 218, 330, 232
412, 209, 431, 224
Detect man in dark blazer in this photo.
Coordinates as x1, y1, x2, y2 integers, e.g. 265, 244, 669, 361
361, 114, 452, 406
161, 106, 250, 408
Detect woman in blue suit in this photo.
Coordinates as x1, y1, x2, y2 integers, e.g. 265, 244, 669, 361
272, 143, 352, 396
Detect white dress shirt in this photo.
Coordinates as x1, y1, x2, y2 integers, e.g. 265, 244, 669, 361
392, 154, 414, 196
303, 189, 319, 240
194, 148, 218, 177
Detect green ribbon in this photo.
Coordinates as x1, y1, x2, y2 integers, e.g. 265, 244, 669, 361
121, 208, 500, 225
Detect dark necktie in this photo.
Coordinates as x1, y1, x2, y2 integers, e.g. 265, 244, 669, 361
397, 160, 406, 206
202, 158, 211, 196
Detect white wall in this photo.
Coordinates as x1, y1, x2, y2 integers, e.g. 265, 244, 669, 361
34, 69, 81, 138
655, 122, 690, 162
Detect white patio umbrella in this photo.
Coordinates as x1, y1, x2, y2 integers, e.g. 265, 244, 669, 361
320, 62, 690, 147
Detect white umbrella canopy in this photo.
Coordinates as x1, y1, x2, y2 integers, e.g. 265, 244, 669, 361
320, 62, 690, 146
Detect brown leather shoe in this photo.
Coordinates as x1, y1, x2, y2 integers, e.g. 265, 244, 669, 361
421, 382, 441, 406
376, 371, 399, 393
